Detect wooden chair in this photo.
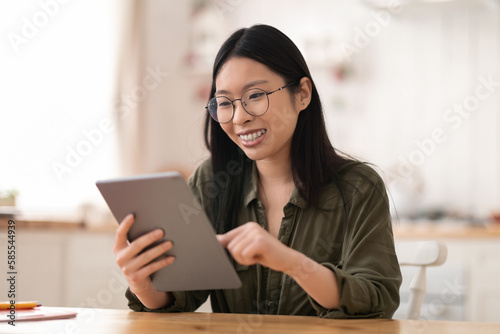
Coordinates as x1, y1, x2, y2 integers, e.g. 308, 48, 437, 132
395, 241, 448, 320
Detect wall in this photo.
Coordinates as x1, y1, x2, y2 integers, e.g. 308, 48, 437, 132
134, 0, 500, 219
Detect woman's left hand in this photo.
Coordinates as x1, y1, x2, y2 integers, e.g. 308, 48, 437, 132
216, 222, 299, 273
218, 222, 340, 309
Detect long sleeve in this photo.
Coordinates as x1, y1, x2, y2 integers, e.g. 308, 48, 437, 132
307, 166, 401, 319
125, 288, 210, 312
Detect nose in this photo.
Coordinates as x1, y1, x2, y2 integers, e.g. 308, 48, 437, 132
231, 99, 253, 125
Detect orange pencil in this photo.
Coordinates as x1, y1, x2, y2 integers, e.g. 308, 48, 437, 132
0, 301, 41, 310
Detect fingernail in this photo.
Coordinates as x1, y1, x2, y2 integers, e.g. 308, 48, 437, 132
155, 229, 163, 237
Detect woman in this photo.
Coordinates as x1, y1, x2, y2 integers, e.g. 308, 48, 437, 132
115, 24, 401, 319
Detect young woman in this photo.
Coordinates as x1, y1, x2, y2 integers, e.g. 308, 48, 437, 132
114, 24, 401, 319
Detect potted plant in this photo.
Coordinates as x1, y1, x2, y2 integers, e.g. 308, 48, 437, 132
0, 189, 18, 207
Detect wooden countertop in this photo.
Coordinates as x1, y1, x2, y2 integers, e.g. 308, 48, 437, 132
2, 217, 500, 239
0, 217, 85, 230
3, 307, 500, 334
393, 222, 500, 239
0, 216, 113, 232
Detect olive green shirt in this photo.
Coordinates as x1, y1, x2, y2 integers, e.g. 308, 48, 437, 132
126, 159, 402, 319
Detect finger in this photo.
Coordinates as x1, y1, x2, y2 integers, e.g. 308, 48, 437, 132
225, 229, 251, 251
240, 239, 263, 264
217, 224, 249, 247
216, 234, 230, 248
114, 213, 135, 253
132, 256, 175, 282
226, 232, 260, 265
225, 223, 264, 251
116, 228, 165, 267
127, 228, 165, 259
125, 240, 173, 274
232, 227, 271, 264
232, 243, 260, 266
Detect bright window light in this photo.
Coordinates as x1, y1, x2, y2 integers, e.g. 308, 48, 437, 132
0, 0, 121, 217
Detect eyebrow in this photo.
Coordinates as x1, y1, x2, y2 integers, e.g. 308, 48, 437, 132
215, 80, 269, 96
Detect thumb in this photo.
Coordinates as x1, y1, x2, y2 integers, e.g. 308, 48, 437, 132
216, 234, 228, 247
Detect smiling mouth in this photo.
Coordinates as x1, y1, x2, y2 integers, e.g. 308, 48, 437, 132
239, 129, 267, 142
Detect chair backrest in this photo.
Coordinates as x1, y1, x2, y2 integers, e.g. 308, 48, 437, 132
395, 240, 447, 320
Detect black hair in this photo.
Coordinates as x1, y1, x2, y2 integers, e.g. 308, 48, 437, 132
204, 24, 354, 234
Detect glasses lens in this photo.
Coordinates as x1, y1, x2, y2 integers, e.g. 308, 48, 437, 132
208, 97, 233, 123
242, 88, 268, 116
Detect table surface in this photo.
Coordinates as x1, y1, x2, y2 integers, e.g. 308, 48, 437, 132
3, 216, 500, 239
2, 307, 500, 334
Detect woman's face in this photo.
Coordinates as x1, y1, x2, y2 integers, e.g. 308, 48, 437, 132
215, 57, 304, 162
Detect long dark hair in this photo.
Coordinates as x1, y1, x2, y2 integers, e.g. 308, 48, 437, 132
204, 24, 352, 233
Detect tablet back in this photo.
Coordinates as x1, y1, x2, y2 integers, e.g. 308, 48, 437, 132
96, 172, 241, 291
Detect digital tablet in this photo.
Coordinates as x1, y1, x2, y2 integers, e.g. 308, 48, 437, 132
96, 172, 242, 292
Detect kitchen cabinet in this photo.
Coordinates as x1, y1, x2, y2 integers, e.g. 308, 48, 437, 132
0, 228, 128, 309
1, 222, 500, 322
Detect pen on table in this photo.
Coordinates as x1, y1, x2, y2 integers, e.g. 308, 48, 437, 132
0, 301, 41, 310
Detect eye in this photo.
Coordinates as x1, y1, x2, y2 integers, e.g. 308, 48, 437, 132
248, 91, 266, 100
218, 101, 232, 107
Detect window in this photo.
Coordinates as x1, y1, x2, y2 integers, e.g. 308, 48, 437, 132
0, 0, 122, 215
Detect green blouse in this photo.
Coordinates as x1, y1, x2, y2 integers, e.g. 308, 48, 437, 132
125, 159, 402, 319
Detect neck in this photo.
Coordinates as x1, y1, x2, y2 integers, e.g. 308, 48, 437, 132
255, 156, 293, 187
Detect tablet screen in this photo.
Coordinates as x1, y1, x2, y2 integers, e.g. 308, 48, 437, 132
96, 172, 241, 291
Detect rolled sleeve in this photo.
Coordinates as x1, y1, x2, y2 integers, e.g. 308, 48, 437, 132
307, 263, 397, 319
308, 167, 401, 319
125, 287, 209, 313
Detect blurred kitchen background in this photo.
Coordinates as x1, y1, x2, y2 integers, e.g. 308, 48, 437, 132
1, 0, 499, 322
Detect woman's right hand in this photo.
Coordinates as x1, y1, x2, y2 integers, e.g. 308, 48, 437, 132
113, 213, 175, 295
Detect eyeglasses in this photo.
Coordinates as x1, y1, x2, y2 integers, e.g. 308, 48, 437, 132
206, 81, 297, 124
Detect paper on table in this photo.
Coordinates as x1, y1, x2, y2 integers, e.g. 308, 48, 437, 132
0, 307, 77, 322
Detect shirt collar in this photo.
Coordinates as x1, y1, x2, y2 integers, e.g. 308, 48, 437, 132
243, 162, 259, 207
288, 186, 307, 209
243, 161, 307, 209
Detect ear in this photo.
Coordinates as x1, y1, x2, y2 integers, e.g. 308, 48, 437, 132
295, 77, 312, 112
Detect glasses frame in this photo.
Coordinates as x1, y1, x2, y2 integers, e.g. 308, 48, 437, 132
206, 81, 298, 124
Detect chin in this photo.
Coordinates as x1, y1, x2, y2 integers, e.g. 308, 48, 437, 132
240, 151, 258, 161
238, 148, 264, 161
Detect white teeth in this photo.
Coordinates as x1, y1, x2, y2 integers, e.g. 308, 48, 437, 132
239, 129, 266, 142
